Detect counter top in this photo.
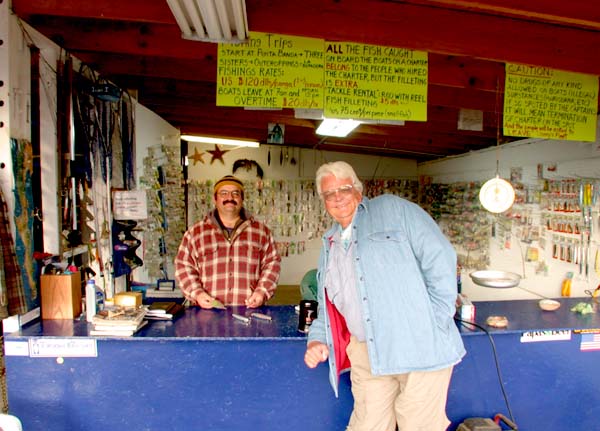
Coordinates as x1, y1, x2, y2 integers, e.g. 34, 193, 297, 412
6, 299, 600, 431
458, 297, 600, 335
9, 305, 307, 340
7, 297, 600, 340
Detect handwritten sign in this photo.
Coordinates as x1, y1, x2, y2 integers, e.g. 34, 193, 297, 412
113, 190, 148, 220
217, 32, 324, 109
324, 42, 428, 121
29, 338, 98, 357
504, 63, 598, 141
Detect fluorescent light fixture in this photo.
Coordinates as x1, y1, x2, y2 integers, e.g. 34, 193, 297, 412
316, 118, 361, 137
181, 135, 259, 147
166, 0, 248, 43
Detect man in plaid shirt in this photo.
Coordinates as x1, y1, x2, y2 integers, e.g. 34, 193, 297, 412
175, 175, 281, 308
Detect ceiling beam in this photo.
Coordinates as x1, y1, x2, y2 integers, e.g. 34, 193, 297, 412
11, 0, 597, 161
111, 75, 499, 113
14, 1, 600, 75
11, 0, 175, 24
247, 0, 600, 76
146, 99, 498, 146
400, 0, 600, 30
76, 51, 505, 93
13, 0, 600, 33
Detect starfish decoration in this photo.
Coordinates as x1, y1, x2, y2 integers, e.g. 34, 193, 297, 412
207, 144, 230, 165
188, 147, 205, 165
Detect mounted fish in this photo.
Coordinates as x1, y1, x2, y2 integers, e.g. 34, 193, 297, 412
232, 159, 264, 179
290, 147, 297, 165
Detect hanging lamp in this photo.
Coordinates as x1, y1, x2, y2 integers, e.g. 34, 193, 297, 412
479, 80, 515, 213
479, 176, 515, 213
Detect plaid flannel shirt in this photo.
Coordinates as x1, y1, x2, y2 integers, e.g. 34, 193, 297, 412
174, 211, 281, 305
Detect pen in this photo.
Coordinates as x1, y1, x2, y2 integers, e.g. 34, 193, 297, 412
232, 313, 250, 324
250, 312, 272, 321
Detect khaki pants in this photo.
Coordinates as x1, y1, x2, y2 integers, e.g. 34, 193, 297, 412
346, 337, 453, 431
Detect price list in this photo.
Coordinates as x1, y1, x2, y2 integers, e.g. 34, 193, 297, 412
217, 32, 324, 109
323, 42, 428, 121
504, 63, 598, 142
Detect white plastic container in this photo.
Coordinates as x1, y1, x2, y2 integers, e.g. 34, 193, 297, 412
85, 279, 97, 322
95, 282, 105, 312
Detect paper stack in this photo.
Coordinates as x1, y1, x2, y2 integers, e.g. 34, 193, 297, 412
145, 301, 184, 320
90, 306, 148, 336
145, 288, 184, 300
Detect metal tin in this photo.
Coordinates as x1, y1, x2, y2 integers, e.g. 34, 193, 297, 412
298, 300, 318, 333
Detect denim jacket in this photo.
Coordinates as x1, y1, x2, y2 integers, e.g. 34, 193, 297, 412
307, 195, 466, 396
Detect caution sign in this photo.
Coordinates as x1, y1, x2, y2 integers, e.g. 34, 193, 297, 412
504, 63, 598, 142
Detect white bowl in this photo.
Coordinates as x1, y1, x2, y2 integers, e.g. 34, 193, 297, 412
470, 270, 521, 288
539, 299, 560, 311
486, 315, 509, 328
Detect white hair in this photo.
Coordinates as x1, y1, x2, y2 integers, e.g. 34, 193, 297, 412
315, 161, 364, 195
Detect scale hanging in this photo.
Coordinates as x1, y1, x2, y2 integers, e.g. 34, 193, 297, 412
479, 175, 515, 213
479, 78, 515, 214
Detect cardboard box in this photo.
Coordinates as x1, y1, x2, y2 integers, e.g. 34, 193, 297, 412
40, 273, 82, 319
456, 293, 476, 322
113, 291, 142, 307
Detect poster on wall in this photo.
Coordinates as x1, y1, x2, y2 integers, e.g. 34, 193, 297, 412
323, 42, 428, 121
217, 32, 428, 123
503, 63, 598, 142
267, 123, 285, 144
217, 32, 324, 110
113, 190, 148, 220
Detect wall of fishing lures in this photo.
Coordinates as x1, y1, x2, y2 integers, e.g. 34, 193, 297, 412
485, 172, 600, 299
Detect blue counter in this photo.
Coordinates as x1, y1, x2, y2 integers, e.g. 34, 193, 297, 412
5, 299, 600, 430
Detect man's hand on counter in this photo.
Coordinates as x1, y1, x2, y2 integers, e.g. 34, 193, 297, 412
245, 290, 267, 308
197, 292, 218, 309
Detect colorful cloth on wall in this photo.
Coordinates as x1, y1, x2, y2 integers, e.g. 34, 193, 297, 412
0, 186, 27, 318
10, 138, 36, 311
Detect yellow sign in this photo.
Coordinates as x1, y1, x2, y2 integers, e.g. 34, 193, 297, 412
217, 32, 324, 109
323, 42, 428, 121
504, 63, 598, 141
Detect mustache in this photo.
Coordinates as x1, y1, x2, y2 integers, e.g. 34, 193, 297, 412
223, 200, 238, 205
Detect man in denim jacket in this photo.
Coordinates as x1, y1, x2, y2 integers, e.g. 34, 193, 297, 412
304, 161, 465, 431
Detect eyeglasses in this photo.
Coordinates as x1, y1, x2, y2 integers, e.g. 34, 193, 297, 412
321, 184, 354, 202
217, 190, 242, 199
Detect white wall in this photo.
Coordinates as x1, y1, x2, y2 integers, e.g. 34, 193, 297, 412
10, 7, 599, 299
147, 125, 600, 296
129, 104, 179, 285
5, 14, 61, 251
133, 104, 179, 187
419, 130, 600, 301
186, 143, 417, 284
6, 13, 182, 292
187, 144, 417, 181
419, 137, 600, 183
1, 1, 13, 226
